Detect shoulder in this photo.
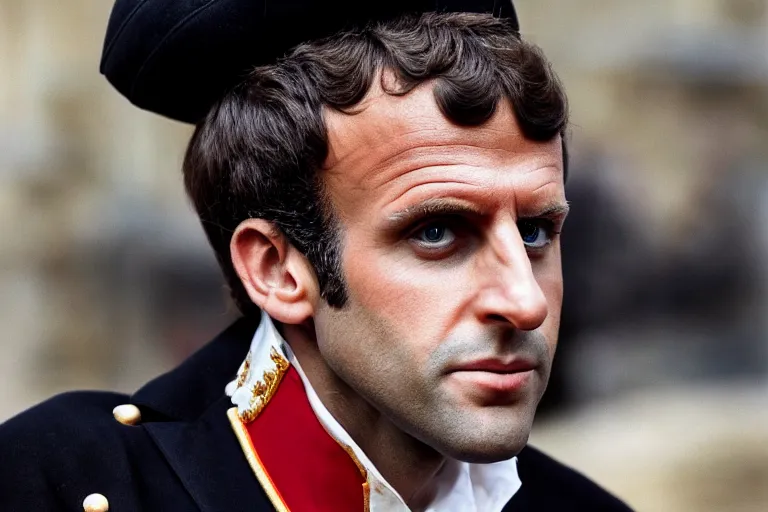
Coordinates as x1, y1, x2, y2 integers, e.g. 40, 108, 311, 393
1, 390, 132, 452
0, 391, 156, 510
514, 445, 633, 511
1, 389, 130, 443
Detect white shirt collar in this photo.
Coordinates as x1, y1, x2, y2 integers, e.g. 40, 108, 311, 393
226, 313, 522, 512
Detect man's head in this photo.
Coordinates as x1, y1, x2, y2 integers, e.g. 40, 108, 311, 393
184, 12, 568, 461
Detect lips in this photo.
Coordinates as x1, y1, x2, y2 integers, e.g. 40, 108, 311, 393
446, 358, 537, 394
449, 358, 536, 374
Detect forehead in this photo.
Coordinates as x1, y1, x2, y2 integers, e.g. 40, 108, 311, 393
322, 78, 563, 216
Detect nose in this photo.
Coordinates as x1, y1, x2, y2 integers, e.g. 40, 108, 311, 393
474, 230, 549, 331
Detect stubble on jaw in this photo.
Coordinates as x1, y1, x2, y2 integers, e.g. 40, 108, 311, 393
310, 299, 448, 503
316, 295, 552, 460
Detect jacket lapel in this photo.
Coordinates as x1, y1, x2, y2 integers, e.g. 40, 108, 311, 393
145, 396, 274, 512
131, 316, 275, 511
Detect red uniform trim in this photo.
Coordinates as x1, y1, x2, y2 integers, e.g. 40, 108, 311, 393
231, 366, 369, 511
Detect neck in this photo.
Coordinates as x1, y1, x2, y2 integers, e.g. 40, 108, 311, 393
282, 322, 445, 508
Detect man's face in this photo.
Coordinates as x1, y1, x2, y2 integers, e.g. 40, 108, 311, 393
312, 80, 566, 462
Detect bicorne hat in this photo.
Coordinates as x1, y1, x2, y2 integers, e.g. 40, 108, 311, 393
100, 0, 519, 124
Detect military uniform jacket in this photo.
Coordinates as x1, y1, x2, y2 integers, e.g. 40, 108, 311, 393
0, 317, 632, 511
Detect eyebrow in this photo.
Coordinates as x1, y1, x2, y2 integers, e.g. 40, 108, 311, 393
385, 198, 570, 230
525, 201, 570, 220
385, 198, 485, 227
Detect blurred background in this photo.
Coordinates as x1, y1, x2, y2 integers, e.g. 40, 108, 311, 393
1, 1, 766, 510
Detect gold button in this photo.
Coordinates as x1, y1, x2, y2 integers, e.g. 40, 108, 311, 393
112, 404, 141, 426
83, 493, 109, 512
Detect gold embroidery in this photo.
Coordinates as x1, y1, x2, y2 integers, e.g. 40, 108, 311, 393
362, 481, 371, 512
239, 348, 289, 423
227, 408, 291, 512
339, 441, 368, 480
236, 351, 251, 388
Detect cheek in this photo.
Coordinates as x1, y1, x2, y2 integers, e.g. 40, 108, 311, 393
342, 239, 469, 345
313, 299, 434, 413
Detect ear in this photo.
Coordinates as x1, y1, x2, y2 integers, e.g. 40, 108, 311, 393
230, 219, 319, 324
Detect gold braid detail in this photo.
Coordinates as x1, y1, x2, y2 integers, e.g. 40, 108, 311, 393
227, 408, 291, 512
235, 351, 252, 388
239, 348, 290, 423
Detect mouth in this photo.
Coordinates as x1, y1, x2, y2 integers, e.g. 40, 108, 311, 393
446, 358, 537, 394
451, 358, 536, 373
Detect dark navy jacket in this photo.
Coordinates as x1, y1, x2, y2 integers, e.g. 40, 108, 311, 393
0, 317, 632, 511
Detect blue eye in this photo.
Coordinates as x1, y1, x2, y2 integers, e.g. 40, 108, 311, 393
414, 223, 456, 249
518, 220, 552, 248
423, 226, 445, 242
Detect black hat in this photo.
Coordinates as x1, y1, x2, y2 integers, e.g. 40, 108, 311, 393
100, 0, 519, 124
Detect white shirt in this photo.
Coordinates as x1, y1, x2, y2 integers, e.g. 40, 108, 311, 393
226, 313, 522, 511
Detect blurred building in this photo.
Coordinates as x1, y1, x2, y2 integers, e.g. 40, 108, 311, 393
1, 1, 767, 509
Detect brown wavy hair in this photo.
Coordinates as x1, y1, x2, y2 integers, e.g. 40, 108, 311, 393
183, 12, 569, 314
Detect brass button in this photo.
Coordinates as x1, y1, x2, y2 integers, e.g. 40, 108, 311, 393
83, 493, 109, 512
112, 404, 141, 426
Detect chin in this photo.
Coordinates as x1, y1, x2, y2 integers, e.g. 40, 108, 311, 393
446, 437, 529, 464
427, 418, 533, 464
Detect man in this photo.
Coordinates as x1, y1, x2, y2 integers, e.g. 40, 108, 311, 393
0, 1, 632, 511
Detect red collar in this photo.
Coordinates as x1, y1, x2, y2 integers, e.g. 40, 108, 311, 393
229, 364, 369, 512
